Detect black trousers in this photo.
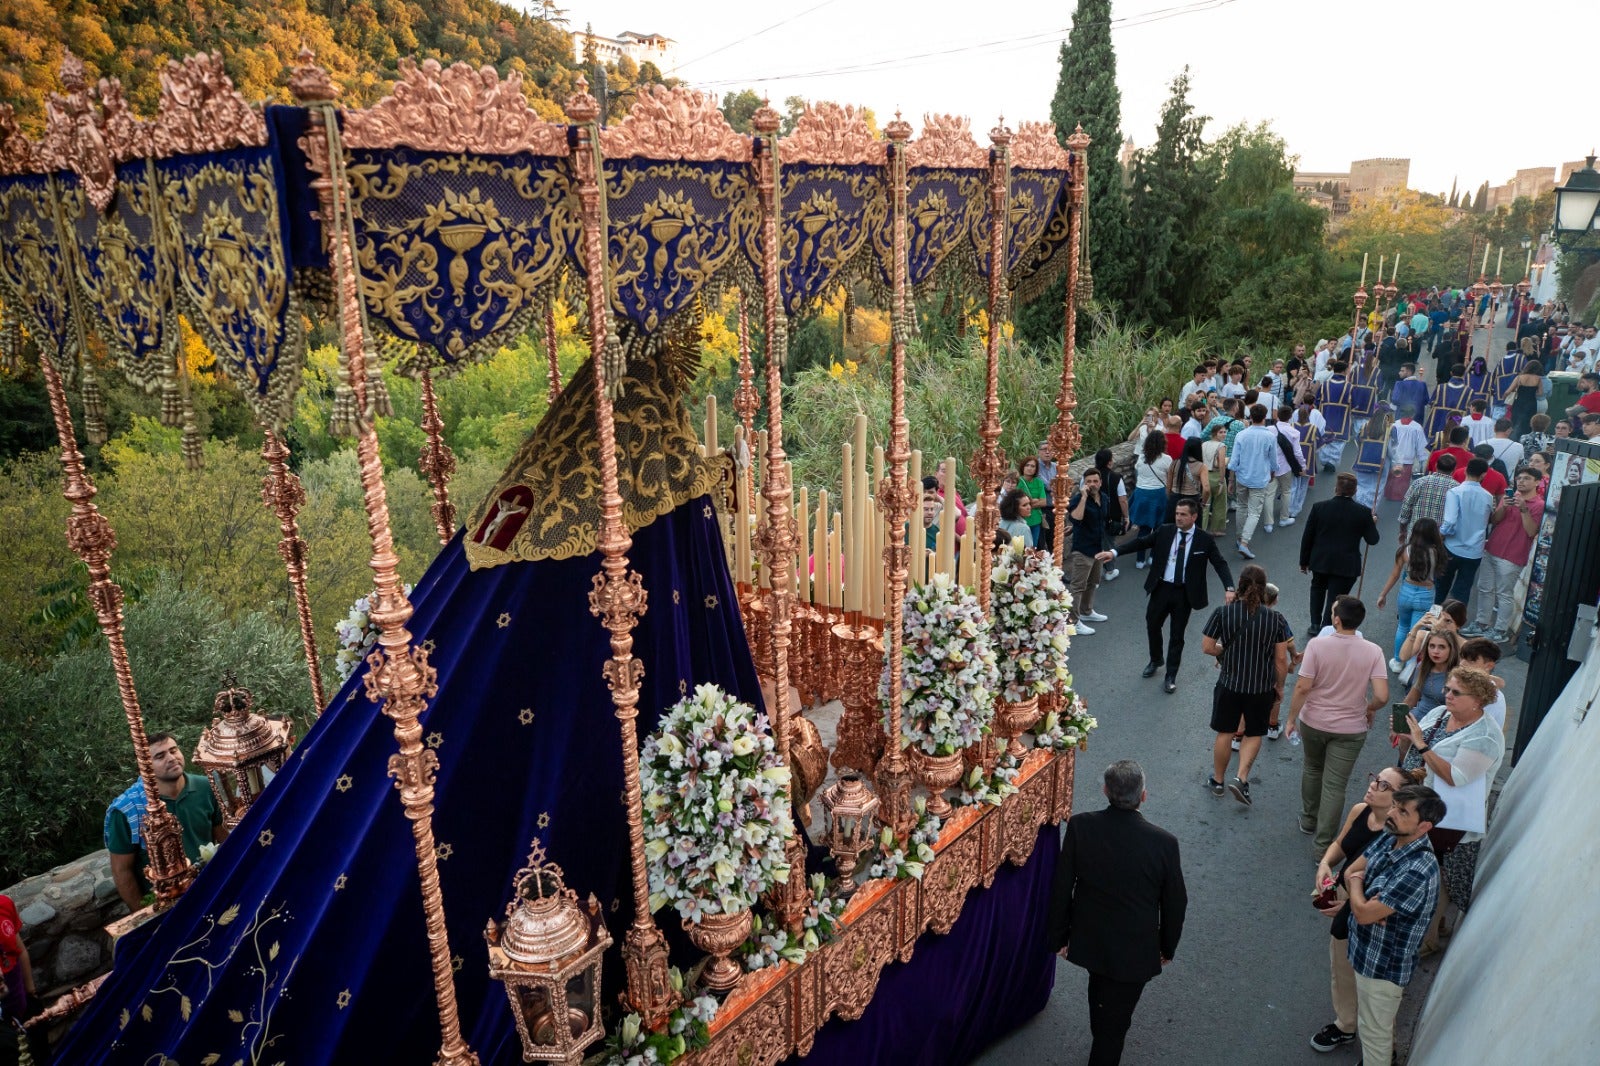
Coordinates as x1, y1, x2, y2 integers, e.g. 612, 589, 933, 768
1309, 571, 1357, 632
1145, 581, 1193, 676
1087, 971, 1149, 1066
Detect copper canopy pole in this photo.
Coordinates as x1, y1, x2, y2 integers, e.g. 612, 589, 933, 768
567, 77, 680, 1028
1050, 126, 1090, 559
39, 355, 195, 905
973, 121, 1013, 612
292, 55, 478, 1066
875, 114, 916, 839
732, 293, 758, 442
260, 430, 327, 715
544, 297, 562, 404
417, 366, 457, 544
752, 103, 808, 931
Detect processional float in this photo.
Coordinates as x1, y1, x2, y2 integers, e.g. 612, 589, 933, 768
0, 47, 1095, 1064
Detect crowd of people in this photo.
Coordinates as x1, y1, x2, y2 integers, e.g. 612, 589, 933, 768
1042, 288, 1593, 1065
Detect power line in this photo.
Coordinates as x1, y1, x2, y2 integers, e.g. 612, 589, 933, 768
691, 0, 1240, 89
670, 0, 843, 74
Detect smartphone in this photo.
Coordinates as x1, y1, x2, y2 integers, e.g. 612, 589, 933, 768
1423, 604, 1443, 623
1391, 703, 1412, 734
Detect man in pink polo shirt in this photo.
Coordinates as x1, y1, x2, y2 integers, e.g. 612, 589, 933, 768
1285, 595, 1390, 850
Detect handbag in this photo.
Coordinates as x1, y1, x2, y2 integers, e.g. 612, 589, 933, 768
1431, 768, 1488, 835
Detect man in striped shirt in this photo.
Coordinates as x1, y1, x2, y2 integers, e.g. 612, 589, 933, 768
1200, 565, 1291, 805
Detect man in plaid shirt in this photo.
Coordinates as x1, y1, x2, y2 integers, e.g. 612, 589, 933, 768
1397, 453, 1457, 542
1344, 784, 1445, 1066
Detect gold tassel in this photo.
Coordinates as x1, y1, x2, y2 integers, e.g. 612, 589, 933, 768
160, 377, 182, 426
328, 340, 362, 438
602, 327, 627, 400
181, 393, 203, 470
362, 349, 394, 420
81, 369, 109, 445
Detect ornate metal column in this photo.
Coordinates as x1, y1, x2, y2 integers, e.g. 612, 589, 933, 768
732, 294, 758, 442
567, 77, 680, 1028
751, 103, 809, 931
875, 114, 917, 839
972, 120, 1013, 611
292, 55, 479, 1066
417, 367, 457, 544
260, 430, 326, 715
1050, 127, 1090, 559
544, 297, 562, 404
39, 355, 195, 905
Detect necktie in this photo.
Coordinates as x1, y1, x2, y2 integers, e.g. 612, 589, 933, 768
1174, 530, 1189, 586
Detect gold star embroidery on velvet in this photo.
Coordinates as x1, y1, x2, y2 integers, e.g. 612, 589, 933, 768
704, 594, 719, 609
421, 639, 437, 655
496, 612, 512, 629
451, 954, 464, 974
703, 505, 714, 520
426, 732, 443, 749
258, 830, 274, 847
673, 589, 681, 604
518, 707, 535, 725
335, 774, 353, 793
344, 691, 356, 704
334, 873, 348, 891
678, 679, 688, 696
537, 812, 550, 829
437, 843, 453, 861
610, 898, 620, 913
336, 989, 352, 1010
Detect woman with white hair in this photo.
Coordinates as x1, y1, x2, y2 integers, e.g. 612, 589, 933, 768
1313, 339, 1332, 379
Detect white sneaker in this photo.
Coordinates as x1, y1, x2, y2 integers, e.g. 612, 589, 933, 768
1264, 523, 1274, 534
1280, 517, 1295, 526
1073, 621, 1096, 635
1267, 724, 1283, 740
1102, 568, 1120, 581
1135, 559, 1149, 569
1388, 657, 1404, 673
1081, 610, 1109, 623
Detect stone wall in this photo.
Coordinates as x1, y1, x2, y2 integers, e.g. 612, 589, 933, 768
3, 851, 126, 998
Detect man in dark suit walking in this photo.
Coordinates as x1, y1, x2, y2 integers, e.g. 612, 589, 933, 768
1101, 498, 1235, 694
1047, 760, 1187, 1066
1299, 472, 1382, 631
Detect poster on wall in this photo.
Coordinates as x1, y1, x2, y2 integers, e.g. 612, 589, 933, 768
1522, 439, 1600, 634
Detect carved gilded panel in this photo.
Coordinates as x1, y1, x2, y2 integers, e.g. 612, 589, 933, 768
0, 173, 80, 382
920, 819, 984, 936
697, 973, 794, 1066
765, 161, 887, 315
817, 893, 897, 1023
346, 148, 580, 373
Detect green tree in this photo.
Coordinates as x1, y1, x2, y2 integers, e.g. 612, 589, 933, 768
719, 88, 763, 134
1126, 68, 1216, 326
1473, 181, 1489, 213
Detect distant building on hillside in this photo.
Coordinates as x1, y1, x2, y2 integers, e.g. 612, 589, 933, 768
1513, 166, 1555, 201
1349, 157, 1410, 201
572, 29, 677, 73
1559, 159, 1592, 185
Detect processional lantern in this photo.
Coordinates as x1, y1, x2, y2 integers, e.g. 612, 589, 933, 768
486, 841, 611, 1063
821, 772, 880, 894
192, 672, 294, 828
1553, 155, 1600, 248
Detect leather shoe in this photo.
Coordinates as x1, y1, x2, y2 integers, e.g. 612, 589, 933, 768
1141, 661, 1163, 679
1163, 676, 1177, 694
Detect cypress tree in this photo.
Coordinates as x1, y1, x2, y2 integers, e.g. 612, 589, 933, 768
1017, 0, 1132, 345
1473, 181, 1489, 213
1126, 68, 1215, 325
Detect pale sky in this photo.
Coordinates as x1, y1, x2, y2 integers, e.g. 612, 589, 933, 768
556, 0, 1596, 198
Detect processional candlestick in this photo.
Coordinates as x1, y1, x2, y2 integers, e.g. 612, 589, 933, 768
874, 113, 917, 841
751, 101, 811, 931
566, 77, 679, 1028
293, 53, 479, 1066
1050, 126, 1091, 561
972, 120, 1013, 613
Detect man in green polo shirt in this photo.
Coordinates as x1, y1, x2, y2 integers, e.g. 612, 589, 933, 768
105, 732, 227, 910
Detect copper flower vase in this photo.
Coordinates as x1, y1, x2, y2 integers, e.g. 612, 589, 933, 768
993, 695, 1043, 759
685, 909, 753, 992
909, 749, 964, 818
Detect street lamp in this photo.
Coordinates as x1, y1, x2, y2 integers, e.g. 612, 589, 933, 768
1553, 154, 1600, 249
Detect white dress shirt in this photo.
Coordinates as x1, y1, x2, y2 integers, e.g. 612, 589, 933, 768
1162, 526, 1195, 584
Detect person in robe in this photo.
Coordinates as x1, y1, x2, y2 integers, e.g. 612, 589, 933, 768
1428, 365, 1471, 441
1351, 414, 1392, 511
1316, 361, 1354, 471
1491, 341, 1527, 418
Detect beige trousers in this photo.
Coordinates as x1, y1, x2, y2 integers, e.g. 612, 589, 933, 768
1354, 971, 1407, 1066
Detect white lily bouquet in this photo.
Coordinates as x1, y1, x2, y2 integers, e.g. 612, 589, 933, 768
883, 572, 999, 756
640, 684, 794, 922
989, 537, 1073, 703
1034, 689, 1099, 751
332, 585, 412, 681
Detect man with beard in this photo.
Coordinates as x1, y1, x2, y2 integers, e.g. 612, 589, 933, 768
105, 732, 228, 910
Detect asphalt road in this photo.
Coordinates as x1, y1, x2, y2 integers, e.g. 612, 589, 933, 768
972, 396, 1529, 1066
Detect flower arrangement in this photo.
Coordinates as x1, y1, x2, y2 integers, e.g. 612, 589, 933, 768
1033, 690, 1099, 751
740, 873, 849, 970
332, 585, 412, 681
640, 684, 794, 923
603, 969, 717, 1065
957, 752, 1022, 808
884, 572, 999, 756
989, 538, 1073, 703
867, 796, 942, 881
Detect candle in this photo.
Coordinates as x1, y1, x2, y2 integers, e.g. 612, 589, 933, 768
705, 395, 718, 456
1391, 254, 1399, 285
957, 521, 973, 589
816, 490, 830, 606
1524, 248, 1532, 279
937, 458, 957, 578
798, 487, 810, 603
828, 518, 841, 610
909, 448, 922, 509
1496, 247, 1503, 277
841, 443, 855, 612
1376, 255, 1384, 289
853, 415, 869, 613
1480, 244, 1489, 275
1359, 252, 1367, 287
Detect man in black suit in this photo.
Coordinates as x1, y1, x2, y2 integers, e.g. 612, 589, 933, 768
1101, 498, 1235, 694
1299, 471, 1382, 631
1047, 760, 1187, 1066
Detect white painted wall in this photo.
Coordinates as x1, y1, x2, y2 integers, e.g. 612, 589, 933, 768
1410, 622, 1600, 1064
